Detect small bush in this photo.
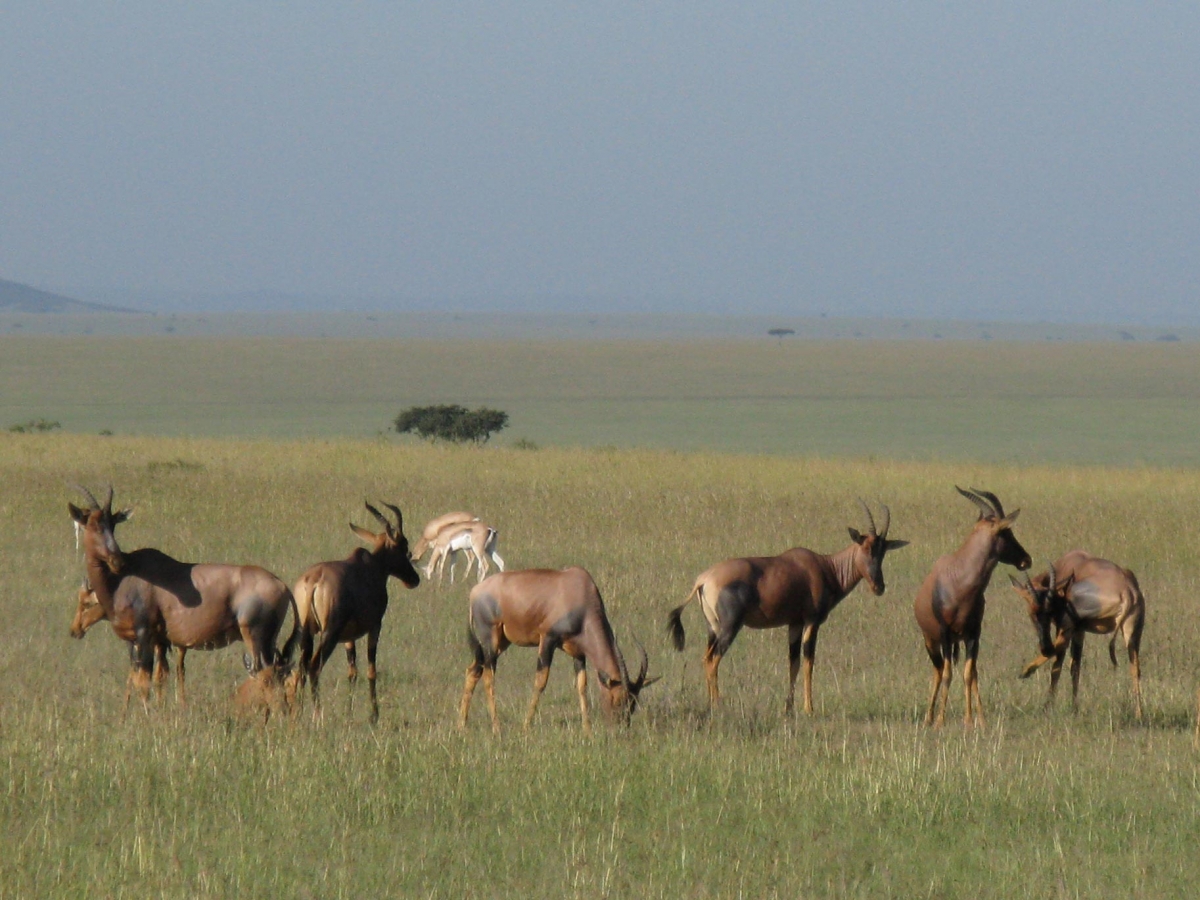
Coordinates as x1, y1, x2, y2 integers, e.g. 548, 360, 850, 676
394, 405, 509, 444
9, 418, 61, 434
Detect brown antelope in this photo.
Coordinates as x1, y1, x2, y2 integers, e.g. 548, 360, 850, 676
914, 487, 1031, 728
70, 580, 177, 703
426, 520, 505, 585
460, 567, 657, 735
1009, 550, 1146, 720
666, 501, 908, 715
68, 485, 299, 706
289, 501, 420, 723
411, 511, 478, 560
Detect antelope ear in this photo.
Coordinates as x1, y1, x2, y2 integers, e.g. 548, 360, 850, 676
1008, 575, 1024, 590
884, 539, 909, 551
997, 509, 1020, 528
848, 528, 866, 545
112, 507, 134, 524
640, 675, 662, 689
350, 524, 377, 543
68, 503, 89, 525
597, 670, 620, 689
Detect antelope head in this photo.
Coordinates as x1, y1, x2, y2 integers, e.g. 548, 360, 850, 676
1008, 567, 1058, 660
847, 499, 909, 595
68, 484, 132, 575
351, 501, 421, 589
69, 579, 105, 639
597, 642, 660, 725
955, 486, 1031, 571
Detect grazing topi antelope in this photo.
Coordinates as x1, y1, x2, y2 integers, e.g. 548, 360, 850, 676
289, 501, 420, 723
1009, 550, 1146, 719
411, 511, 478, 561
69, 484, 299, 707
666, 501, 908, 715
914, 487, 1031, 728
460, 567, 657, 734
425, 520, 505, 585
70, 579, 177, 704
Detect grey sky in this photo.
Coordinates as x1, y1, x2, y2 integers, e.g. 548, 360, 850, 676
2, 3, 1197, 323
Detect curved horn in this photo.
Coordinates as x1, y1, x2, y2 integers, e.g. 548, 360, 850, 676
955, 486, 995, 519
380, 501, 404, 533
878, 503, 891, 539
857, 498, 877, 537
72, 483, 102, 510
103, 484, 114, 513
633, 637, 649, 686
363, 502, 392, 535
969, 487, 1006, 519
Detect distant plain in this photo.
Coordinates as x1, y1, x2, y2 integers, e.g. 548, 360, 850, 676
4, 323, 1200, 466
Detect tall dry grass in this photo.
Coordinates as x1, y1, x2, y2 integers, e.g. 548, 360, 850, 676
1, 434, 1197, 897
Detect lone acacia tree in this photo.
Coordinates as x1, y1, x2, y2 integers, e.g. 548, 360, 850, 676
394, 405, 509, 444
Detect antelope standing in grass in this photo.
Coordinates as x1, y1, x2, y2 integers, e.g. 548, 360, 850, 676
460, 567, 657, 735
426, 520, 505, 585
69, 485, 299, 707
914, 487, 1031, 728
1009, 550, 1146, 720
289, 501, 420, 723
70, 580, 177, 703
411, 511, 478, 561
666, 501, 908, 715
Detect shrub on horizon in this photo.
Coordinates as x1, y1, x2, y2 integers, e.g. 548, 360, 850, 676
394, 404, 509, 444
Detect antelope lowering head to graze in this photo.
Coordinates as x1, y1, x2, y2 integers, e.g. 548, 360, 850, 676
289, 501, 420, 723
1010, 550, 1145, 720
69, 484, 299, 708
665, 500, 908, 715
425, 520, 505, 585
411, 511, 478, 561
70, 579, 176, 706
460, 567, 657, 735
914, 487, 1031, 728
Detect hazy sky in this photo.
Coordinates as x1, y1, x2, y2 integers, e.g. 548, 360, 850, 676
2, 3, 1198, 322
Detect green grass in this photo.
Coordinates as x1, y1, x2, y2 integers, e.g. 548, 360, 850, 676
5, 336, 1200, 465
2, 434, 1199, 897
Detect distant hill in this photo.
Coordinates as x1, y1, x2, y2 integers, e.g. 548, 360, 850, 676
0, 278, 138, 313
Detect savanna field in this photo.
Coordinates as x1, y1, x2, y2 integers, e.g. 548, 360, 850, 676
3, 330, 1200, 898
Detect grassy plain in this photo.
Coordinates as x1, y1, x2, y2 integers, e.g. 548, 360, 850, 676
5, 335, 1200, 465
2, 432, 1199, 898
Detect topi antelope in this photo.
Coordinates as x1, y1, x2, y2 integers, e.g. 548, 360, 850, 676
70, 579, 177, 704
1010, 550, 1146, 720
69, 485, 299, 707
426, 520, 505, 585
914, 487, 1031, 728
289, 501, 420, 723
460, 567, 658, 735
412, 511, 478, 561
666, 501, 908, 715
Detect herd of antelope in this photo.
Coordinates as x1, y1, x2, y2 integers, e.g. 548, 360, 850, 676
68, 482, 1159, 734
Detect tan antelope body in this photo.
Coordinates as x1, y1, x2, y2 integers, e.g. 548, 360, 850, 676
70, 581, 177, 703
666, 502, 907, 714
412, 511, 478, 560
69, 486, 299, 706
460, 567, 656, 734
290, 502, 420, 722
914, 487, 1031, 728
1010, 550, 1145, 719
426, 520, 505, 584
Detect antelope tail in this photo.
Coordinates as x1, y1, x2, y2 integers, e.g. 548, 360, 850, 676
278, 588, 301, 666
666, 584, 702, 652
